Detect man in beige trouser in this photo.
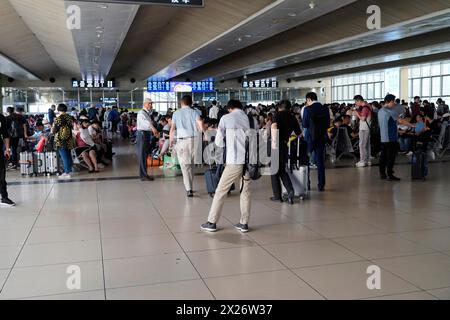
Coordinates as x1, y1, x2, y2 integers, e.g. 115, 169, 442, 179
201, 99, 252, 233
176, 137, 195, 193
207, 165, 251, 226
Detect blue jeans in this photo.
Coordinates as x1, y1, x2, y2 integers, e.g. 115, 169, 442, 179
399, 137, 411, 152
309, 142, 326, 191
59, 148, 73, 174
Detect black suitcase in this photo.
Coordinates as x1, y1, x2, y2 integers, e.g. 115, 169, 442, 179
205, 167, 220, 198
411, 151, 428, 180
205, 165, 235, 198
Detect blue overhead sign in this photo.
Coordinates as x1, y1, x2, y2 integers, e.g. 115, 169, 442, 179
78, 0, 204, 7
147, 80, 214, 93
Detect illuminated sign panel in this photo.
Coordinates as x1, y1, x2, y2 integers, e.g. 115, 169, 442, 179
242, 80, 278, 89
147, 80, 214, 92
72, 80, 115, 88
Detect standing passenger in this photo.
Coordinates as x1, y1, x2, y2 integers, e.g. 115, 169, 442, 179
302, 92, 330, 192
201, 100, 252, 233
52, 104, 74, 179
170, 95, 203, 198
136, 98, 158, 181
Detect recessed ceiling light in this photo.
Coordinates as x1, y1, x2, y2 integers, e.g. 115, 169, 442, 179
288, 12, 297, 17
217, 48, 223, 51
244, 34, 252, 38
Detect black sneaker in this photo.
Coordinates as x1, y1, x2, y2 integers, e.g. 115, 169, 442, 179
234, 223, 249, 233
380, 175, 387, 180
187, 190, 194, 198
1, 198, 16, 207
201, 222, 217, 232
270, 197, 283, 203
388, 175, 401, 181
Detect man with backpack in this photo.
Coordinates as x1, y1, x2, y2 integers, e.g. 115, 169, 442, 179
353, 95, 373, 167
302, 92, 330, 192
201, 100, 252, 233
6, 107, 28, 170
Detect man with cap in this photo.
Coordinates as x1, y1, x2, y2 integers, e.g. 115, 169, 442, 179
378, 94, 401, 181
136, 98, 158, 181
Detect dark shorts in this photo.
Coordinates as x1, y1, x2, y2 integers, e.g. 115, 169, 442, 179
75, 146, 95, 157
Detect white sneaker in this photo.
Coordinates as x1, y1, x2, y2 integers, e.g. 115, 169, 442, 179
355, 161, 367, 168
58, 173, 72, 179
406, 151, 413, 156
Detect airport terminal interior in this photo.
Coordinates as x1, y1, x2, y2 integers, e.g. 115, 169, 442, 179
0, 0, 450, 301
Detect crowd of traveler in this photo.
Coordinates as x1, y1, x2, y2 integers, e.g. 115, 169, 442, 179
1, 93, 449, 226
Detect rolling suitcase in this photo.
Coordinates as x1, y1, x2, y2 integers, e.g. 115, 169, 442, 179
45, 151, 60, 176
33, 152, 46, 176
411, 151, 428, 180
286, 166, 310, 200
205, 166, 220, 198
282, 137, 310, 200
19, 152, 34, 177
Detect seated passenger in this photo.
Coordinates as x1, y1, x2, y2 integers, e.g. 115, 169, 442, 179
74, 120, 100, 173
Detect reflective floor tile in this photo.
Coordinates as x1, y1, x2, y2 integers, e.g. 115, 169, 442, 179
0, 226, 32, 246
16, 240, 102, 267
333, 233, 435, 259
174, 229, 255, 252
22, 290, 105, 300
293, 261, 419, 300
205, 270, 324, 300
102, 234, 182, 260
374, 253, 450, 290
365, 291, 437, 300
356, 213, 445, 232
0, 246, 21, 269
301, 219, 385, 238
264, 239, 363, 268
27, 224, 100, 244
188, 246, 286, 278
104, 253, 199, 289
100, 219, 170, 239
0, 261, 104, 300
427, 287, 450, 300
247, 223, 323, 245
397, 228, 450, 251
106, 280, 214, 300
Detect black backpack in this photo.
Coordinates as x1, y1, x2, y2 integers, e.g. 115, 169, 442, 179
366, 108, 380, 138
244, 114, 262, 181
9, 116, 21, 138
310, 111, 329, 143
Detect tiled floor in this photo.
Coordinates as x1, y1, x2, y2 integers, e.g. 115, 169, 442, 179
1, 143, 450, 300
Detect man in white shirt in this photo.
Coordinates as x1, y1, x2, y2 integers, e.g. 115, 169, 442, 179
209, 100, 219, 119
201, 99, 252, 233
137, 98, 158, 181
170, 95, 203, 197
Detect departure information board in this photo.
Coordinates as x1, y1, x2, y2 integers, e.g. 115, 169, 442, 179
72, 80, 115, 89
147, 80, 214, 92
78, 0, 204, 7
242, 80, 278, 89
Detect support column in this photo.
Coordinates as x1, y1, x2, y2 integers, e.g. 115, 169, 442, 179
400, 67, 409, 102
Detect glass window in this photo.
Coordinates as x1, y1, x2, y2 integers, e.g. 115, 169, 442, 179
422, 65, 431, 77
348, 85, 355, 100
366, 73, 374, 83
374, 82, 382, 99
443, 76, 450, 96
337, 86, 343, 101
442, 62, 450, 75
354, 84, 361, 96
409, 80, 413, 99
432, 77, 441, 97
411, 66, 421, 78
343, 86, 349, 100
412, 79, 421, 97
333, 87, 337, 101
422, 78, 431, 98
367, 83, 374, 100
361, 84, 368, 98
431, 63, 441, 76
